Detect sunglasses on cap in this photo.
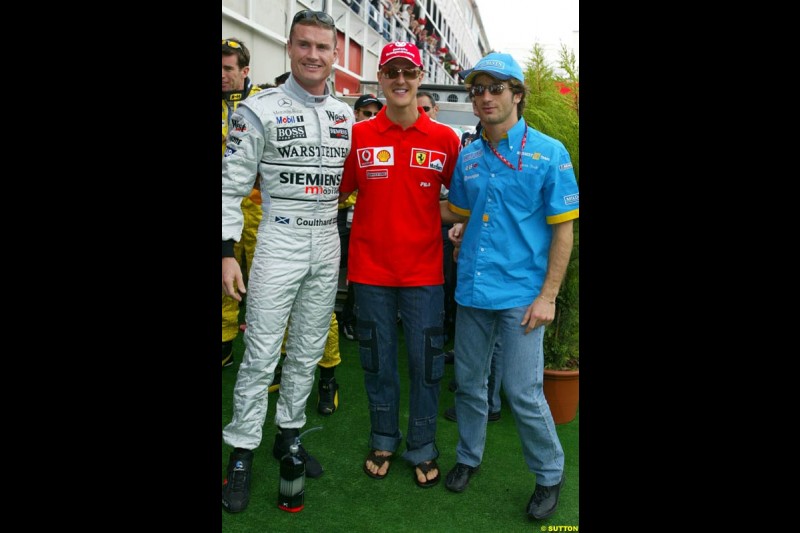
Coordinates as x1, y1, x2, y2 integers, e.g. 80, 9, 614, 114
356, 109, 376, 118
469, 84, 507, 97
292, 9, 335, 27
222, 39, 243, 49
380, 67, 422, 80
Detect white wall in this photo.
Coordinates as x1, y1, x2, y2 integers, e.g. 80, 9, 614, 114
223, 0, 486, 92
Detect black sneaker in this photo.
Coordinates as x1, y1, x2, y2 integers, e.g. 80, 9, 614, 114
317, 377, 339, 416
445, 462, 480, 493
222, 341, 233, 368
527, 475, 566, 520
444, 406, 500, 422
222, 448, 254, 513
268, 365, 281, 393
273, 428, 323, 478
341, 322, 356, 341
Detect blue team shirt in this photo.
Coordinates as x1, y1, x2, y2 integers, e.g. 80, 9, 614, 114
447, 118, 579, 310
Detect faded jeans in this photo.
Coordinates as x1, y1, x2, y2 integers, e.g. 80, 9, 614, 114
453, 304, 564, 486
354, 283, 446, 465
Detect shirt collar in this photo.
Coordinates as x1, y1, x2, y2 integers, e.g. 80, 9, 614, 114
373, 106, 432, 133
481, 117, 527, 149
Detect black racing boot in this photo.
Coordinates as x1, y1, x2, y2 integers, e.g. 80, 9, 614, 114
268, 364, 281, 393
222, 341, 233, 368
317, 377, 339, 416
222, 448, 253, 513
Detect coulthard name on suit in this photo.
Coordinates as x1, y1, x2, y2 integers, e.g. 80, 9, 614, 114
297, 217, 338, 226
270, 215, 338, 226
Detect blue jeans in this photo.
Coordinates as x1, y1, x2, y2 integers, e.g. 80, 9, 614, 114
453, 305, 564, 486
354, 283, 446, 465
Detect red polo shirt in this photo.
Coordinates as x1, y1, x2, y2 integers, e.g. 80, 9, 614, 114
341, 107, 460, 286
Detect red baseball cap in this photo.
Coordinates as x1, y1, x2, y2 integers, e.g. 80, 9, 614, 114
379, 41, 423, 68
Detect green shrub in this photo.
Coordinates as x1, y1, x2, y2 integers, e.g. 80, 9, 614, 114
522, 44, 579, 370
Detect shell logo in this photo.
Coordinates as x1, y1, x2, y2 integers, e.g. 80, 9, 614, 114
377, 149, 392, 162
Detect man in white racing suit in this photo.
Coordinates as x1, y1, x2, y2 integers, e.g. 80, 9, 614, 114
221, 9, 353, 514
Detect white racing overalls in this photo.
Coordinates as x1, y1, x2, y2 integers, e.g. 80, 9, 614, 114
222, 75, 353, 449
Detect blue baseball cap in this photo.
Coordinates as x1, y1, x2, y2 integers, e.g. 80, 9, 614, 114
463, 52, 524, 85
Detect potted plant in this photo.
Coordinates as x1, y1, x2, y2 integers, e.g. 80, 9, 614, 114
542, 243, 579, 424
523, 44, 579, 424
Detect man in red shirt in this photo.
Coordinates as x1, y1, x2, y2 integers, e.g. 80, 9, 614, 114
339, 41, 461, 489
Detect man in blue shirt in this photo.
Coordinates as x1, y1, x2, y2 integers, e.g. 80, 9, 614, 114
442, 52, 579, 521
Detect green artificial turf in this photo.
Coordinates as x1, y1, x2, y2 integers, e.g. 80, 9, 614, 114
222, 320, 579, 532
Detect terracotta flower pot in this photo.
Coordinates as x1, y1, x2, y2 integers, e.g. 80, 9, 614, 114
543, 369, 579, 424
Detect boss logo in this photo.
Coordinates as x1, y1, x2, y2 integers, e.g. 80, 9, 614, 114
277, 126, 307, 141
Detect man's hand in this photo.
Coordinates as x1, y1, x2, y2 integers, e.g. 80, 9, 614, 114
222, 257, 246, 301
449, 223, 464, 262
520, 296, 556, 334
448, 223, 464, 246
520, 220, 572, 334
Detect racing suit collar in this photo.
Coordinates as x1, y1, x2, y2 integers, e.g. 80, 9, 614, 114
222, 77, 253, 102
282, 74, 330, 107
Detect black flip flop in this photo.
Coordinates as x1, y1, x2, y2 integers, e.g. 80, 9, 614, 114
363, 450, 393, 480
414, 459, 440, 488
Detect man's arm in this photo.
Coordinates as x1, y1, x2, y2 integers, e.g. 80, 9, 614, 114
521, 220, 574, 334
222, 105, 263, 301
223, 105, 264, 243
538, 220, 574, 303
440, 200, 467, 225
338, 190, 355, 204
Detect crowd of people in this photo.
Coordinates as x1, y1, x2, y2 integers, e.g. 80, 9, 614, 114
221, 10, 579, 522
346, 0, 464, 80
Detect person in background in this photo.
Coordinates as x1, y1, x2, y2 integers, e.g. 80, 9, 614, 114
442, 52, 578, 522
459, 96, 482, 147
353, 93, 383, 121
340, 41, 460, 489
274, 71, 290, 85
338, 93, 384, 341
222, 37, 262, 369
416, 90, 463, 138
221, 10, 353, 513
